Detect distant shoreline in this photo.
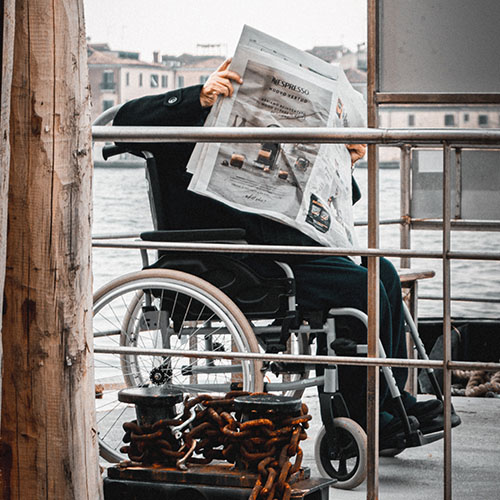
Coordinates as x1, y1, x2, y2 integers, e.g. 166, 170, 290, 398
355, 161, 399, 169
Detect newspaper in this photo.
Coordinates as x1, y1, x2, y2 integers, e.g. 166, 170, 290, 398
187, 26, 366, 250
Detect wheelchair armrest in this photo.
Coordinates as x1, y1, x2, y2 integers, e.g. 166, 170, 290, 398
398, 268, 435, 284
102, 144, 128, 160
102, 144, 150, 161
140, 228, 247, 243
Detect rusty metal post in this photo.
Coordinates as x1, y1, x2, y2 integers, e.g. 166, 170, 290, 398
400, 145, 412, 269
366, 0, 380, 498
442, 142, 452, 500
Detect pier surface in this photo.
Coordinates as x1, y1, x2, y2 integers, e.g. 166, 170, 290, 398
301, 393, 500, 500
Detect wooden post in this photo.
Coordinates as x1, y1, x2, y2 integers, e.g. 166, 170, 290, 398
0, 1, 16, 496
1, 1, 101, 499
1, 0, 15, 422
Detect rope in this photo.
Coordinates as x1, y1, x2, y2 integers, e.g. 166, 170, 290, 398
463, 370, 500, 397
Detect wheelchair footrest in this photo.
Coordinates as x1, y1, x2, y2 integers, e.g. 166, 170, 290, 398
380, 429, 424, 451
269, 361, 313, 375
330, 338, 367, 355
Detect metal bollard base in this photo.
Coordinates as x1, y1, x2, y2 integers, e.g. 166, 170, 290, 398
104, 463, 334, 500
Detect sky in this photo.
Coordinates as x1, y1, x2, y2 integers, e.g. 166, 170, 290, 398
83, 0, 367, 61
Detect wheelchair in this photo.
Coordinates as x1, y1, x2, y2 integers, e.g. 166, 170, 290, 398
93, 142, 453, 490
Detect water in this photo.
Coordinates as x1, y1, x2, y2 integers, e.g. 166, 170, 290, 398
92, 165, 500, 319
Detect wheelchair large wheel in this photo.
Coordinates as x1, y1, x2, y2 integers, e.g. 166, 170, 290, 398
93, 269, 263, 463
314, 419, 367, 490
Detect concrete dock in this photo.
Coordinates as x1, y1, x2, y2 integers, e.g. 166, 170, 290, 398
301, 392, 500, 500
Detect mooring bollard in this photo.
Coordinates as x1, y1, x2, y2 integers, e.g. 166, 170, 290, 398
118, 386, 183, 426
232, 394, 311, 500
104, 391, 334, 500
117, 387, 184, 464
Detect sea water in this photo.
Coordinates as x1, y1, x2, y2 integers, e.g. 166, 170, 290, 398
92, 165, 500, 319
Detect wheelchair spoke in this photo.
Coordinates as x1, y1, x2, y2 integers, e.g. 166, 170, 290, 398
338, 457, 348, 476
93, 270, 262, 462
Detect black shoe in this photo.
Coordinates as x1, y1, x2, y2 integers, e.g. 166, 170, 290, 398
419, 410, 462, 435
406, 399, 443, 424
380, 415, 419, 451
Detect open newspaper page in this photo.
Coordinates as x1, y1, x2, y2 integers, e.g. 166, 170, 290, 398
187, 26, 366, 249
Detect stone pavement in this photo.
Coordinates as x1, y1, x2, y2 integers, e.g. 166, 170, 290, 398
300, 391, 500, 500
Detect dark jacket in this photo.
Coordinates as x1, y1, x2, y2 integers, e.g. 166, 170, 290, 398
113, 84, 360, 248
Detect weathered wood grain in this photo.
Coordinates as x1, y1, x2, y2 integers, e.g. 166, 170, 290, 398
1, 1, 101, 498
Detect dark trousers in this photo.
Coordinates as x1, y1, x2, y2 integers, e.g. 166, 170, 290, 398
291, 255, 411, 428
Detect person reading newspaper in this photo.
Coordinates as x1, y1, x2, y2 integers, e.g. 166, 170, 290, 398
113, 59, 445, 444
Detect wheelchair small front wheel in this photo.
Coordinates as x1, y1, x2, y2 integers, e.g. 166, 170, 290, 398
314, 418, 367, 490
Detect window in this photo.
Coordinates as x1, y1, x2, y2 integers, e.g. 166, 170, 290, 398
200, 75, 209, 84
177, 75, 184, 87
161, 75, 168, 88
463, 113, 469, 122
101, 70, 115, 90
444, 114, 455, 126
102, 100, 114, 111
139, 73, 143, 87
408, 114, 415, 127
478, 114, 488, 127
150, 74, 159, 88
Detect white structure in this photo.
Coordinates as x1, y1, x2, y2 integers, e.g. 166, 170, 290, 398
88, 45, 175, 123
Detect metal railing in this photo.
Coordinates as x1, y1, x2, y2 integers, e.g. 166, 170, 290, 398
92, 125, 500, 499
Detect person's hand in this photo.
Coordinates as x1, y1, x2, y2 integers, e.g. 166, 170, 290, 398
199, 58, 243, 108
346, 144, 367, 166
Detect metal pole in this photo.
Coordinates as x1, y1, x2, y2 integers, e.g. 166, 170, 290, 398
400, 145, 412, 268
454, 148, 462, 220
367, 1, 379, 498
92, 345, 500, 372
442, 142, 452, 500
91, 237, 500, 261
91, 125, 500, 144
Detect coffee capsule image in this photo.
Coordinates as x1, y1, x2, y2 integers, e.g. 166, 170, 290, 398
230, 153, 246, 168
278, 170, 289, 180
257, 148, 272, 164
305, 194, 331, 233
294, 156, 310, 172
336, 97, 343, 118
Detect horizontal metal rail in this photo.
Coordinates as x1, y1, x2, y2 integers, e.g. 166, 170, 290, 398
420, 295, 500, 304
92, 125, 500, 145
92, 232, 141, 240
91, 238, 500, 261
93, 345, 500, 372
411, 219, 500, 231
355, 218, 402, 226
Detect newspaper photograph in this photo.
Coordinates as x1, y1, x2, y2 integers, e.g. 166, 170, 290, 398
187, 26, 366, 249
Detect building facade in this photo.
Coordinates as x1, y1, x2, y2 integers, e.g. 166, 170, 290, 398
88, 43, 499, 166
88, 45, 175, 123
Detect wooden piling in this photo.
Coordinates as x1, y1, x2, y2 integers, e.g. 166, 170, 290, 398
0, 1, 15, 498
1, 1, 101, 498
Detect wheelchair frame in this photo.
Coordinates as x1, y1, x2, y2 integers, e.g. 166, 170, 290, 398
92, 143, 448, 490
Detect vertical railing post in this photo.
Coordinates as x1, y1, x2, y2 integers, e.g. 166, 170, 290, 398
454, 148, 462, 220
400, 145, 412, 269
442, 142, 452, 500
367, 1, 380, 498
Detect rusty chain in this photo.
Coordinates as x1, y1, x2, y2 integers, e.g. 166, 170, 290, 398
120, 396, 193, 465
120, 391, 312, 500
